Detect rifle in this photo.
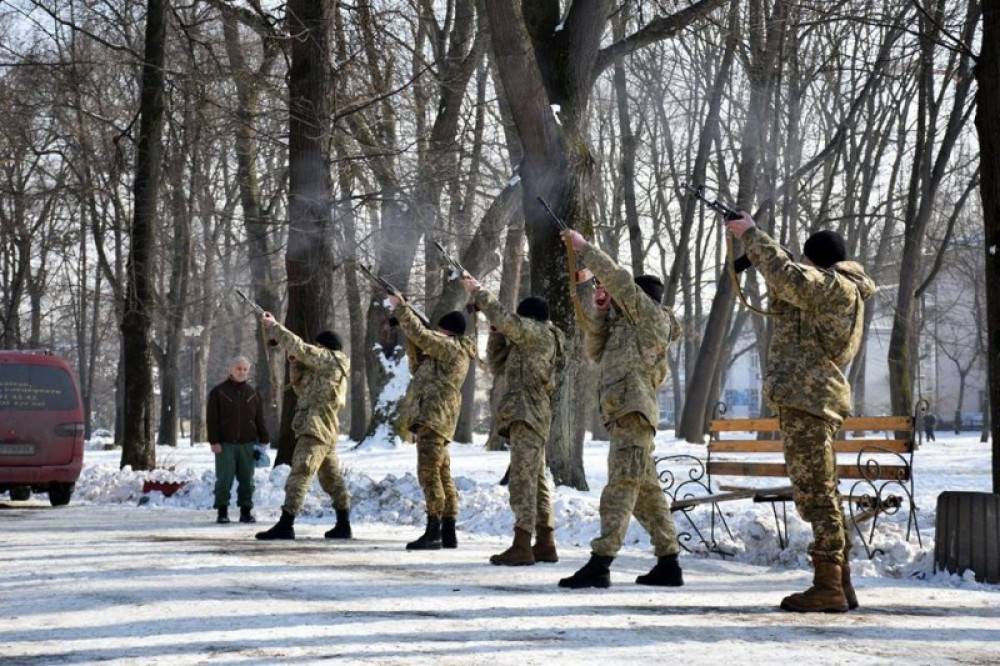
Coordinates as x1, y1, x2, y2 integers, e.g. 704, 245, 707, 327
234, 288, 278, 407
358, 263, 432, 328
537, 196, 588, 328
683, 183, 772, 316
433, 240, 469, 280
235, 288, 267, 316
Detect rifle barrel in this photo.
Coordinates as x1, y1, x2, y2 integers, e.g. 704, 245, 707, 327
537, 196, 569, 231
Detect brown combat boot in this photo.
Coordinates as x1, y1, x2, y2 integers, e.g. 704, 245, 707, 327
780, 558, 849, 613
490, 527, 535, 566
533, 526, 559, 563
842, 545, 859, 610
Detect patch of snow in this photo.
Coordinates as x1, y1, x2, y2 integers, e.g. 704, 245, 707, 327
69, 433, 998, 588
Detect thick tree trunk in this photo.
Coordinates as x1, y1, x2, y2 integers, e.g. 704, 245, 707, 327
888, 2, 978, 418
975, 0, 1000, 491
120, 0, 167, 471
679, 0, 787, 443
277, 0, 335, 466
222, 15, 280, 437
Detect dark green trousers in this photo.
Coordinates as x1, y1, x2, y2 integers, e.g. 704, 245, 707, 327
214, 442, 256, 509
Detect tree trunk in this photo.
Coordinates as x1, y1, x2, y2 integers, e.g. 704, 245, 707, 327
888, 2, 978, 418
678, 0, 788, 443
975, 0, 1000, 489
120, 0, 167, 471
277, 0, 335, 466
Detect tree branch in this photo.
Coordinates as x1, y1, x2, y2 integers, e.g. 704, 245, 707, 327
594, 0, 728, 77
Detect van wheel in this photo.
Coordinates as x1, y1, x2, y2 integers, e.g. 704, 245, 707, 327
48, 483, 74, 507
10, 486, 31, 501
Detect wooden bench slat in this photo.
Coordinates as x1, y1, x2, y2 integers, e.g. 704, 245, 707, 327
710, 418, 779, 432
709, 415, 914, 433
709, 439, 912, 454
707, 461, 911, 481
843, 416, 913, 431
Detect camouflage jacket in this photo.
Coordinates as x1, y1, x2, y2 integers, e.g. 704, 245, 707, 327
475, 288, 564, 440
395, 302, 476, 441
743, 227, 876, 423
580, 245, 683, 429
268, 322, 349, 444
486, 329, 510, 376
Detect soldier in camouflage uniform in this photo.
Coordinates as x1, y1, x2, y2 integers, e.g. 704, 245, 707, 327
388, 293, 476, 551
462, 276, 565, 566
728, 213, 875, 612
255, 312, 352, 541
557, 230, 685, 590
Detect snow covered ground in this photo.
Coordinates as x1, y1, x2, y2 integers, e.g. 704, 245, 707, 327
1, 432, 998, 664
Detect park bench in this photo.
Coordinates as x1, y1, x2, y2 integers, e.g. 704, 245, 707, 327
656, 402, 925, 559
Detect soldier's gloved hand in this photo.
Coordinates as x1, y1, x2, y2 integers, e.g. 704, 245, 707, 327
261, 311, 277, 328
386, 293, 403, 310
461, 276, 480, 293
725, 211, 755, 239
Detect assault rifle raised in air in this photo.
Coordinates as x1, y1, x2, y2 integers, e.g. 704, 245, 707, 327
235, 288, 267, 316
433, 240, 469, 280
683, 184, 752, 274
358, 263, 432, 328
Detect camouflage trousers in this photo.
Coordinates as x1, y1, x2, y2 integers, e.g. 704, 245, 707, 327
507, 421, 554, 534
780, 407, 847, 564
416, 428, 459, 518
591, 413, 679, 558
282, 434, 350, 516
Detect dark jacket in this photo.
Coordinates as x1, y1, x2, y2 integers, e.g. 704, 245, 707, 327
206, 378, 270, 445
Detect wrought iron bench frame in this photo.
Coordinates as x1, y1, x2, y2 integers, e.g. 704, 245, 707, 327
656, 400, 925, 558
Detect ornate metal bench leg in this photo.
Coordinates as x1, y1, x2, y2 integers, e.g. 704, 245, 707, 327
770, 501, 788, 550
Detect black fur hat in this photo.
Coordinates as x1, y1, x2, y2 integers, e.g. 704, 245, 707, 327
437, 310, 467, 336
634, 275, 664, 304
315, 331, 343, 351
803, 230, 847, 269
516, 296, 550, 322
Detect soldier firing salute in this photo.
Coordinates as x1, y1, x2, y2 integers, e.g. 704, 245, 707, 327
387, 293, 476, 551
557, 229, 684, 590
462, 277, 565, 566
726, 213, 875, 613
255, 312, 353, 541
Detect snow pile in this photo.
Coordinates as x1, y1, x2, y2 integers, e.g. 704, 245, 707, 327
355, 345, 409, 451
71, 434, 997, 586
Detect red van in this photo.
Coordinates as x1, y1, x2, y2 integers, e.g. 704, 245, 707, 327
0, 350, 85, 505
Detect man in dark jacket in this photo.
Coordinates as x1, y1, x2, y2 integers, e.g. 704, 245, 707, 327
207, 355, 270, 524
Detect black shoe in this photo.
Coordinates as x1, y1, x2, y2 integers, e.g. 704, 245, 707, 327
558, 554, 614, 589
325, 508, 352, 539
441, 516, 457, 549
255, 510, 295, 540
636, 554, 684, 587
406, 517, 442, 551
239, 507, 256, 524
216, 507, 231, 524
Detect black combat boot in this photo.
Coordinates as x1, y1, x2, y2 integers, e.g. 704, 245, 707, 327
441, 516, 458, 549
406, 516, 442, 550
558, 554, 614, 589
255, 510, 295, 540
216, 507, 231, 524
635, 554, 684, 587
325, 508, 352, 539
239, 507, 256, 524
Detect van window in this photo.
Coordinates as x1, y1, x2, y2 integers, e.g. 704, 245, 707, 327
0, 364, 77, 410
